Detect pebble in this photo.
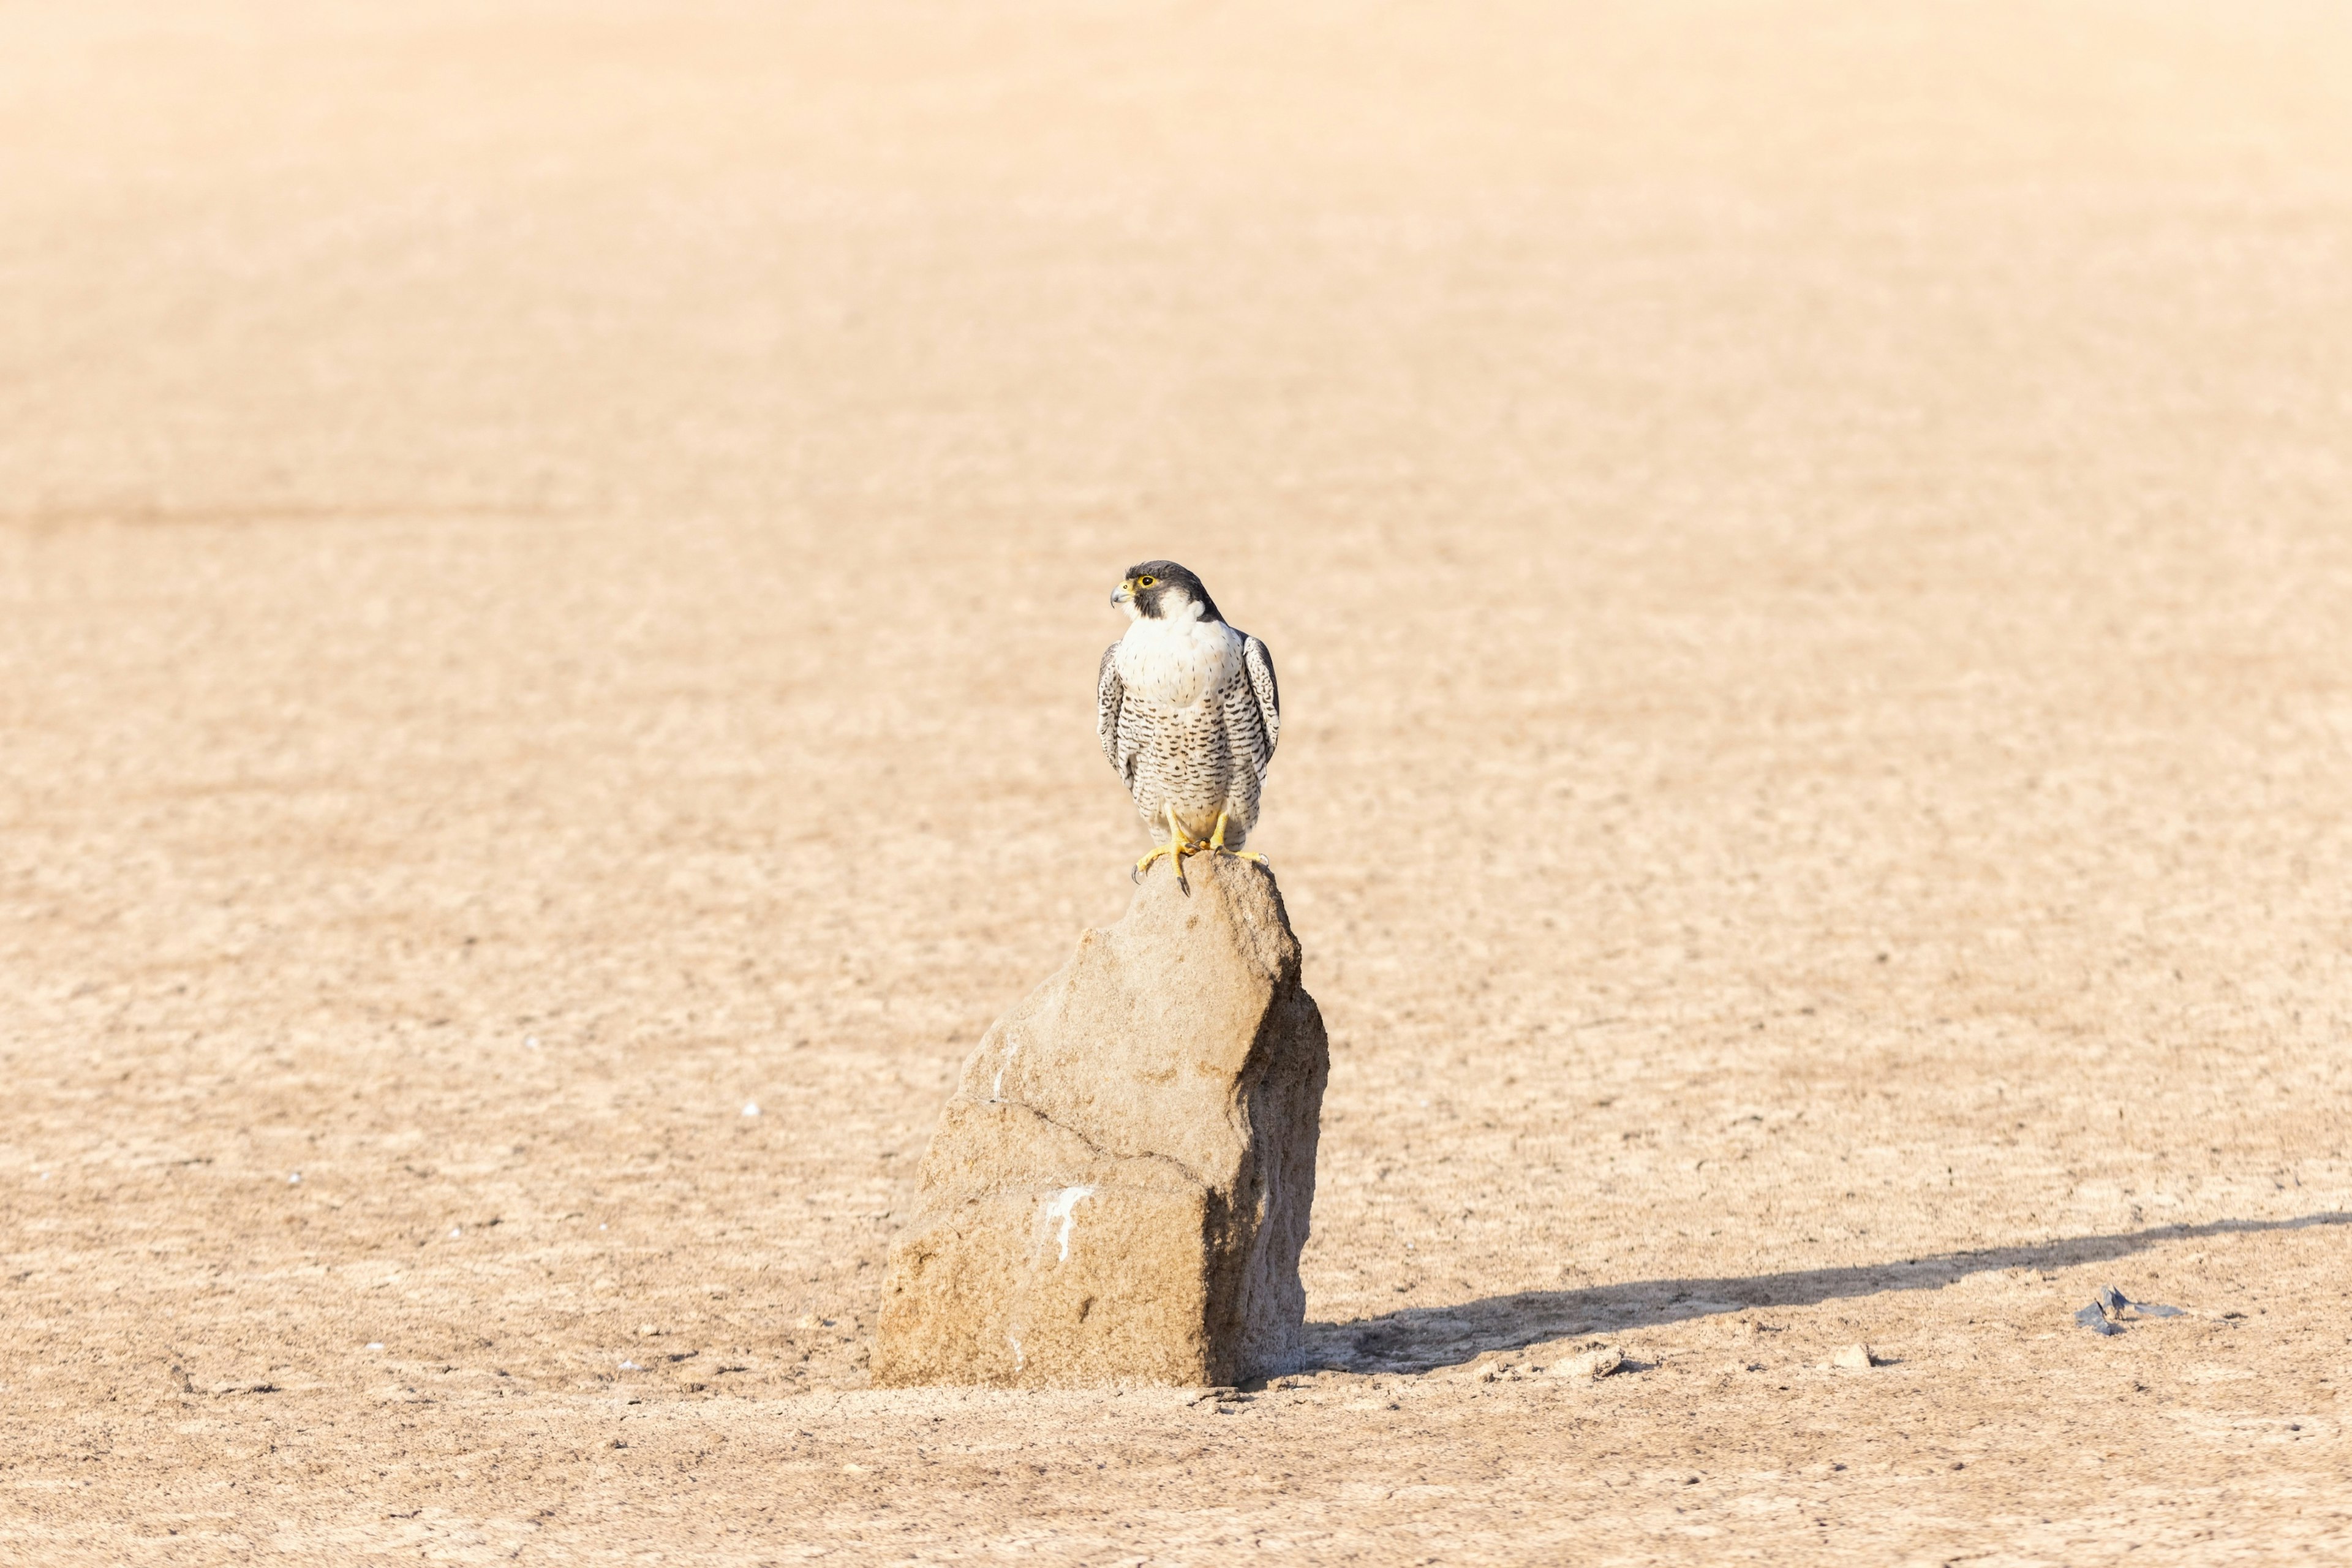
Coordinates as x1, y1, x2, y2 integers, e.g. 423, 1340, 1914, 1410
743, 1101, 761, 1117
1831, 1343, 1878, 1370
1555, 1346, 1626, 1379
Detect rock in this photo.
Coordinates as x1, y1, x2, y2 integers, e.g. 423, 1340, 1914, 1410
1831, 1343, 1878, 1369
1553, 1346, 1626, 1379
874, 854, 1329, 1387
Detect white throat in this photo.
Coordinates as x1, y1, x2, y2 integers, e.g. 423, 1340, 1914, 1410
1115, 606, 1236, 707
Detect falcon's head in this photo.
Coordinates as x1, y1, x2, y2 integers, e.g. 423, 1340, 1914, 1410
1112, 560, 1224, 624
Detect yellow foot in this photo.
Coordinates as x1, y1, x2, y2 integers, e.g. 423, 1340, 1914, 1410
1133, 842, 1196, 878
1134, 805, 1207, 893
1208, 810, 1269, 865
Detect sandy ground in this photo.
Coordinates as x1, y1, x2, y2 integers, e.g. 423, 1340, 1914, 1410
4, 1, 2352, 1561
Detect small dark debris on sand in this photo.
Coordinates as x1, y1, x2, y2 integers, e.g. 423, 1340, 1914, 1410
2097, 1284, 2184, 1319
2074, 1303, 2122, 1336
2076, 1284, 2185, 1335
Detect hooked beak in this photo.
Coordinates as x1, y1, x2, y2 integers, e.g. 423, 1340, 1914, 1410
1110, 579, 1134, 607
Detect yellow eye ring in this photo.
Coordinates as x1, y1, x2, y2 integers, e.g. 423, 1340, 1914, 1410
1137, 575, 1156, 587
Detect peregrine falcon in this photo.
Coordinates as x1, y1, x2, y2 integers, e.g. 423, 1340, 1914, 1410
1097, 560, 1281, 892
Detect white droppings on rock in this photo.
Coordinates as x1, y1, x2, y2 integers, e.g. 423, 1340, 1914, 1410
366, 1343, 385, 1351
742, 1101, 760, 1117
287, 1172, 301, 1184
619, 1360, 641, 1371
448, 1228, 462, 1238
525, 1036, 540, 1049
1044, 1185, 1095, 1262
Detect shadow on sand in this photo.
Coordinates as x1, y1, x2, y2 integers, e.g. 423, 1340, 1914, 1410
1301, 1210, 2350, 1375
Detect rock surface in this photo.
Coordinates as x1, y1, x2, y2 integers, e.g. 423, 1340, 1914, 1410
875, 855, 1329, 1387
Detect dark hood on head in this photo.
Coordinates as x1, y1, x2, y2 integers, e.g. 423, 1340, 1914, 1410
1125, 559, 1223, 623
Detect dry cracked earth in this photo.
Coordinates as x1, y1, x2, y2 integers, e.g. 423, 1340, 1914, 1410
3, 1, 2350, 1562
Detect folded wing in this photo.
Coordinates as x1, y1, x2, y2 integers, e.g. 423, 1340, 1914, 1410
1241, 633, 1280, 778
1096, 643, 1133, 780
